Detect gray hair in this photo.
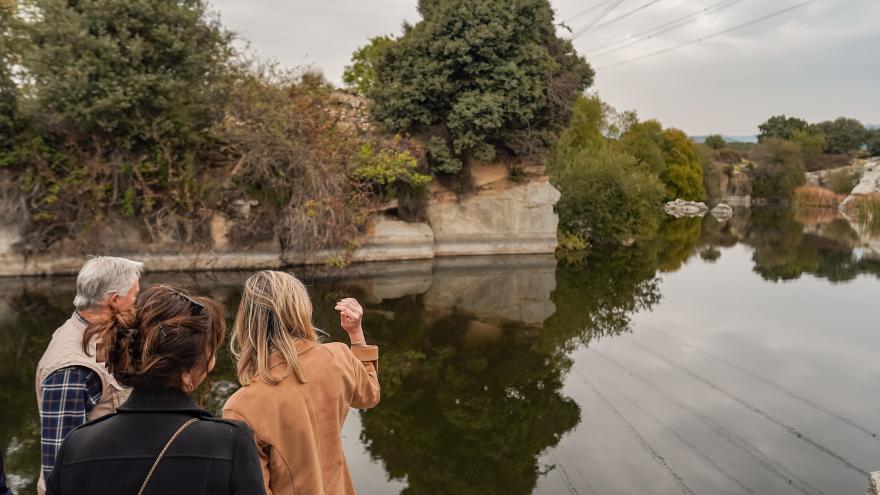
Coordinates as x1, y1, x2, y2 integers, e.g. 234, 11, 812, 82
73, 256, 144, 310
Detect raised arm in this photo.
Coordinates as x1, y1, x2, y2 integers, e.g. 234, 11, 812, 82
335, 298, 380, 409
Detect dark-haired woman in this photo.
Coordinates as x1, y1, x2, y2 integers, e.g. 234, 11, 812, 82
45, 285, 265, 495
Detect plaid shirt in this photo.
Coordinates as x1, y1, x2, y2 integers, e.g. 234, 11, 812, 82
39, 365, 102, 479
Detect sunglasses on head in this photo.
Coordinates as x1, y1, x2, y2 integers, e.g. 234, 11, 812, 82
158, 284, 204, 316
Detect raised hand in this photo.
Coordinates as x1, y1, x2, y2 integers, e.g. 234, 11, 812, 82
334, 297, 364, 335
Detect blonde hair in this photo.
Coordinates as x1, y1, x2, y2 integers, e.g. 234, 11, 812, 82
231, 270, 318, 386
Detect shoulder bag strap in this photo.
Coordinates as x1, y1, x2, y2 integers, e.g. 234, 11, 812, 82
137, 418, 199, 495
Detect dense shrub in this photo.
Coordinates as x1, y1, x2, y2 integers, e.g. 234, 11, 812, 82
370, 0, 593, 175
352, 139, 431, 202
553, 148, 666, 245
792, 186, 842, 209
694, 143, 724, 204
824, 169, 861, 195
619, 120, 665, 174
749, 138, 806, 199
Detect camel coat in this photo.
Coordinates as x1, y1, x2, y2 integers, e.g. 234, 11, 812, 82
223, 340, 380, 495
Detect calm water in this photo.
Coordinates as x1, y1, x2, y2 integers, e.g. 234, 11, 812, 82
2, 208, 880, 494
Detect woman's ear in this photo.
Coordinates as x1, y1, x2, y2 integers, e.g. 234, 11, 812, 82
180, 371, 193, 393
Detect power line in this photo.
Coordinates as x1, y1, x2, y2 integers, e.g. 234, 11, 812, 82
596, 0, 815, 70
572, 0, 664, 39
576, 0, 628, 34
584, 0, 747, 56
565, 0, 616, 23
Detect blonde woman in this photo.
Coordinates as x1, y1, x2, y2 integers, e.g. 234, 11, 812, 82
223, 271, 380, 495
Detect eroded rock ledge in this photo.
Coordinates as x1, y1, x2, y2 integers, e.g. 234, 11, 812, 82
0, 164, 561, 276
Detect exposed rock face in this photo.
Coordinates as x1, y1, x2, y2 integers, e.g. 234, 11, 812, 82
720, 168, 752, 207
664, 199, 709, 218
352, 215, 434, 262
867, 471, 880, 495
0, 150, 562, 275
427, 178, 561, 256
847, 159, 880, 197
710, 203, 734, 221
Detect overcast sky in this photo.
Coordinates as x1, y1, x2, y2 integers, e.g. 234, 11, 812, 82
208, 0, 880, 135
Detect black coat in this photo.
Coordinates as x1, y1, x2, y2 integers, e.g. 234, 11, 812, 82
0, 453, 12, 495
46, 387, 265, 495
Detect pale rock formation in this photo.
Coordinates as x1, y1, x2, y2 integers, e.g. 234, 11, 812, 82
710, 203, 734, 221
352, 215, 434, 262
664, 199, 709, 218
427, 178, 561, 256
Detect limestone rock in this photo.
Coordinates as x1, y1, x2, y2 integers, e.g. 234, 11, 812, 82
664, 199, 709, 218
710, 203, 734, 221
352, 215, 434, 262
721, 168, 752, 207
427, 179, 561, 256
868, 472, 880, 495
847, 159, 880, 196
469, 161, 510, 188
209, 214, 231, 250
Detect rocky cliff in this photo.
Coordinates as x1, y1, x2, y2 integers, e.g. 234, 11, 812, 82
0, 162, 561, 276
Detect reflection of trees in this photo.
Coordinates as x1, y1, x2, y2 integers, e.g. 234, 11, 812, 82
0, 290, 70, 493
651, 217, 704, 272
744, 208, 880, 282
358, 248, 663, 494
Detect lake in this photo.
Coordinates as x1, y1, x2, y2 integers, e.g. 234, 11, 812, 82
2, 207, 879, 494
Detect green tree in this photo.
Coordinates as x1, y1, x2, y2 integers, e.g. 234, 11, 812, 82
619, 119, 665, 174
342, 35, 394, 96
790, 127, 826, 163
551, 95, 607, 161
370, 0, 594, 175
749, 138, 806, 199
866, 129, 880, 156
553, 148, 666, 245
704, 134, 725, 150
0, 0, 19, 148
21, 0, 234, 154
660, 128, 706, 201
757, 115, 809, 142
813, 117, 867, 154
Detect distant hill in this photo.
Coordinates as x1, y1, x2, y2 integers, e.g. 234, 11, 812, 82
691, 135, 758, 144
867, 124, 879, 130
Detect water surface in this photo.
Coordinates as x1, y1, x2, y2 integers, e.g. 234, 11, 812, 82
2, 207, 879, 494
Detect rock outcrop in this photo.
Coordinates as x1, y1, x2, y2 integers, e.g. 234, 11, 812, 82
718, 167, 752, 207
664, 199, 709, 218
427, 178, 560, 256
352, 215, 434, 262
0, 162, 562, 276
844, 159, 880, 198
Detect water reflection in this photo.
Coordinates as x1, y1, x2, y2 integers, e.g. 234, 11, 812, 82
2, 207, 880, 493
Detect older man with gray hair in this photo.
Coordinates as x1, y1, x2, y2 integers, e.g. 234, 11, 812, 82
35, 256, 143, 494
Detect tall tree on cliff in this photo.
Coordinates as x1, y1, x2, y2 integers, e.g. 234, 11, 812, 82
0, 0, 18, 149
20, 0, 234, 156
369, 0, 594, 174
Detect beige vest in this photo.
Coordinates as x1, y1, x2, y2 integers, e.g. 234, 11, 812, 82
35, 312, 131, 494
